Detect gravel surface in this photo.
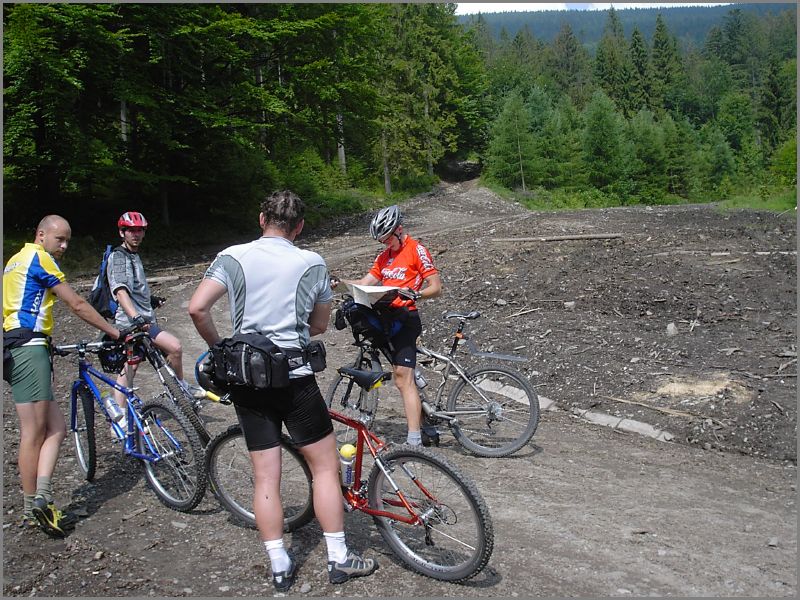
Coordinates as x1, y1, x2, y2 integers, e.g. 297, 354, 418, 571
3, 181, 796, 597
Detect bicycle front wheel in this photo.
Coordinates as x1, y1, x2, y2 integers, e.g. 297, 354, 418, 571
447, 366, 539, 457
367, 445, 493, 582
137, 399, 206, 511
73, 384, 97, 481
205, 425, 314, 532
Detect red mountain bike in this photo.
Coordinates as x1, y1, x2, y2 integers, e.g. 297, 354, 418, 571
204, 367, 494, 582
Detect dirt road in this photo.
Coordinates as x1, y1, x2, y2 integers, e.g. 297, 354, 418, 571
3, 182, 796, 596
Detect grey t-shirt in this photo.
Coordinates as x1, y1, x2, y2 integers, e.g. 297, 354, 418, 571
107, 247, 154, 327
204, 236, 333, 377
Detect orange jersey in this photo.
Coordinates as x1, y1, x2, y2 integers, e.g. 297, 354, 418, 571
369, 236, 438, 310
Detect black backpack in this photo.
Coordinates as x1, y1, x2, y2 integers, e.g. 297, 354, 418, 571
87, 245, 119, 319
335, 296, 407, 348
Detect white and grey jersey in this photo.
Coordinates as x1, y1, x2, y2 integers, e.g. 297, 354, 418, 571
107, 247, 154, 327
204, 236, 332, 377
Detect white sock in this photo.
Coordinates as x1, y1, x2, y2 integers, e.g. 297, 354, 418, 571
323, 531, 348, 563
263, 539, 291, 573
406, 430, 422, 446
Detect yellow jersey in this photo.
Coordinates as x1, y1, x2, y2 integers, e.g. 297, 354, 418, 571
3, 243, 66, 341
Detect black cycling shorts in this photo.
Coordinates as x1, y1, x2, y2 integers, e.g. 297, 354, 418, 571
232, 375, 333, 451
387, 311, 422, 369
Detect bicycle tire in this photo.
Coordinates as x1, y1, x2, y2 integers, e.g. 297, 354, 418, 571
446, 365, 539, 457
137, 399, 206, 512
367, 445, 493, 582
325, 354, 380, 444
73, 384, 97, 481
161, 367, 211, 446
205, 425, 314, 532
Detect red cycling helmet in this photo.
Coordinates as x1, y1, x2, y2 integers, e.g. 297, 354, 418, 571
117, 211, 148, 230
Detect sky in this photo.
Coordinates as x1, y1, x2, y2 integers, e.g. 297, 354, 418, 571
453, 3, 733, 15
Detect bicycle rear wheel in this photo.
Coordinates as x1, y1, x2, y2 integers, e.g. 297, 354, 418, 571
205, 425, 314, 532
367, 445, 493, 582
73, 384, 97, 481
447, 366, 539, 457
137, 399, 206, 511
325, 354, 380, 444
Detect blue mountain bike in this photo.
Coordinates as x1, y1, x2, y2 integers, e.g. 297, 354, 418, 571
54, 335, 206, 511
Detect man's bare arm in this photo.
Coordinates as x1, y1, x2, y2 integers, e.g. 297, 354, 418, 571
188, 279, 228, 346
52, 282, 120, 339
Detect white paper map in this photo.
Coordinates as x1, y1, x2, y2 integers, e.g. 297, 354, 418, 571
347, 284, 400, 307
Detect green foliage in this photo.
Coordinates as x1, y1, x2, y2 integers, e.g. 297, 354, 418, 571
697, 124, 736, 191
770, 136, 797, 185
2, 1, 796, 241
716, 185, 797, 212
626, 109, 668, 198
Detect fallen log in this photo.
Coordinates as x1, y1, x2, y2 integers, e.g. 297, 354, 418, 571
491, 233, 622, 243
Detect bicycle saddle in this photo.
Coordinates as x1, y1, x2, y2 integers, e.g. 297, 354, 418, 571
443, 310, 481, 320
337, 367, 392, 390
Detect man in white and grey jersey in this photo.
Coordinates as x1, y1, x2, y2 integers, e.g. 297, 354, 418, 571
188, 190, 377, 592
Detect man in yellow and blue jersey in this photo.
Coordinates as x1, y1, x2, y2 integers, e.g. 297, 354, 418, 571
3, 215, 121, 537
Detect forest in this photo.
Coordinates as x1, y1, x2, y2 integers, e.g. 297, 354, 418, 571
457, 3, 791, 51
3, 3, 797, 249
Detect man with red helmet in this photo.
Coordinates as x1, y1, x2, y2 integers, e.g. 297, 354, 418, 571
108, 212, 197, 422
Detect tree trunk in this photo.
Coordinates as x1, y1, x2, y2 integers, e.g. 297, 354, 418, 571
160, 181, 170, 226
515, 115, 527, 192
120, 100, 128, 142
255, 66, 267, 147
382, 130, 392, 195
337, 113, 347, 175
424, 91, 433, 177
33, 109, 60, 206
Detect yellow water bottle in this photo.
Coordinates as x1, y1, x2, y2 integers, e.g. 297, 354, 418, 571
339, 443, 357, 487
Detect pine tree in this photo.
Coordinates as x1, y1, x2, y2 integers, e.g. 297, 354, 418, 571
582, 90, 627, 189
662, 114, 697, 197
627, 109, 667, 199
628, 27, 651, 113
699, 124, 736, 191
484, 92, 537, 191
593, 7, 634, 116
549, 22, 593, 109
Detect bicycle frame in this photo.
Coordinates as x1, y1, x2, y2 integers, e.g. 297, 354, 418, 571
330, 408, 437, 525
341, 339, 514, 424
72, 354, 182, 463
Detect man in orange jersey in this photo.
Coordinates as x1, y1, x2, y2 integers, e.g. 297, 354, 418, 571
332, 205, 442, 446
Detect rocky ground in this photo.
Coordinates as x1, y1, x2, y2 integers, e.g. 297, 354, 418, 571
3, 181, 796, 597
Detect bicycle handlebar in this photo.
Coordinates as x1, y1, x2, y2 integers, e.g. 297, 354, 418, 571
54, 322, 150, 357
53, 340, 117, 356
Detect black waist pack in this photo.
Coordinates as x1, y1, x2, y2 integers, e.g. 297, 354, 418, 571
208, 334, 327, 391
305, 340, 327, 373
210, 333, 291, 390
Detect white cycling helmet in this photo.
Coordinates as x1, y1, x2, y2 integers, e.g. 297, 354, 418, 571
369, 205, 402, 242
